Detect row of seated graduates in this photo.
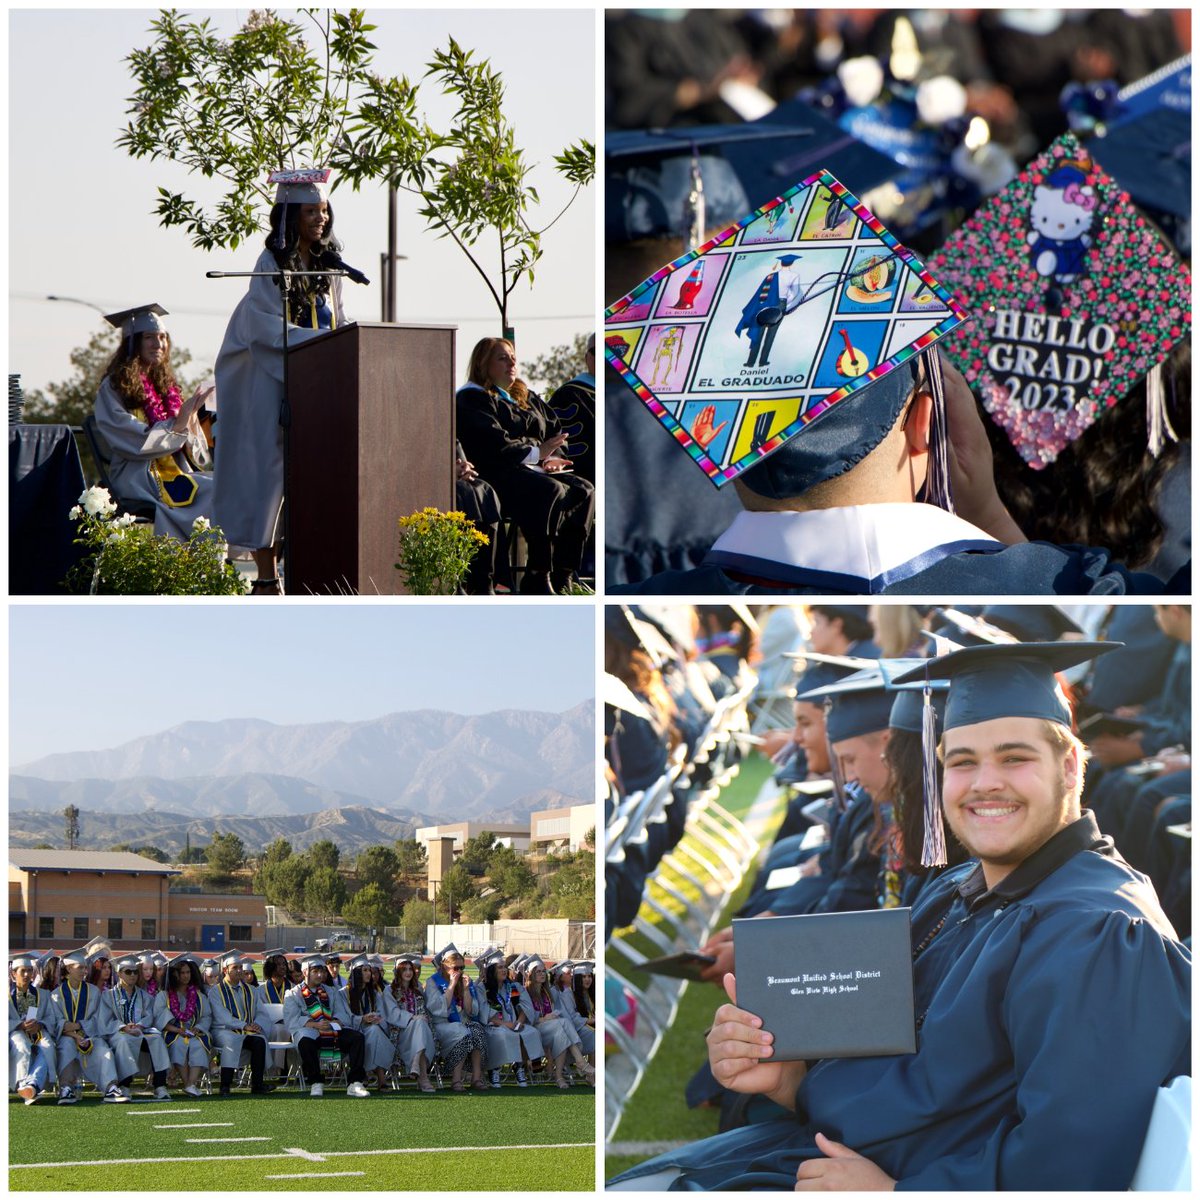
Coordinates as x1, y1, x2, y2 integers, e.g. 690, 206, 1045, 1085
603, 604, 763, 940
678, 602, 1188, 1130
1075, 605, 1191, 940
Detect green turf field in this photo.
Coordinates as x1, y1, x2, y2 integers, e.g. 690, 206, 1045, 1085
606, 753, 788, 1180
10, 1084, 595, 1190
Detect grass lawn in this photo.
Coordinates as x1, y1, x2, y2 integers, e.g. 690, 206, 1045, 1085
606, 752, 789, 1180
10, 1085, 594, 1190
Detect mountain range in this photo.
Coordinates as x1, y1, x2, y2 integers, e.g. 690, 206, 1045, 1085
11, 705, 595, 852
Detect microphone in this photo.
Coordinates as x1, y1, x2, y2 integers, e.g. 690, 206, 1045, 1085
317, 250, 370, 286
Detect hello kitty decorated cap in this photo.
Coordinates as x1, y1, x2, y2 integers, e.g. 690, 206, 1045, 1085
927, 131, 1191, 468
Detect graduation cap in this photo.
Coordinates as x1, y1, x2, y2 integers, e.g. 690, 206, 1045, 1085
114, 954, 140, 975
344, 953, 371, 976
929, 607, 1019, 650
550, 960, 575, 982
368, 954, 385, 969
607, 100, 900, 250
219, 951, 246, 971
151, 951, 169, 968
10, 954, 37, 971
60, 948, 91, 969
574, 961, 595, 977
784, 649, 879, 700
104, 303, 169, 356
928, 130, 1191, 469
267, 167, 333, 249
980, 605, 1083, 643
392, 953, 423, 973
431, 944, 463, 970
1089, 56, 1191, 251
523, 955, 546, 977
605, 161, 968, 496
300, 954, 328, 974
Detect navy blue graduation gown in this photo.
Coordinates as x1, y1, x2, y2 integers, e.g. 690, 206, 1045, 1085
608, 813, 1190, 1191
609, 543, 1184, 596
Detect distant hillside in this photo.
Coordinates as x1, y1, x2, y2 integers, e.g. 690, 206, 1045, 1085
13, 704, 594, 817
8, 804, 429, 858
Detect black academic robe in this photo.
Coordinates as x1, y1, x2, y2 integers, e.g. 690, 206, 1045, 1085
609, 814, 1190, 1191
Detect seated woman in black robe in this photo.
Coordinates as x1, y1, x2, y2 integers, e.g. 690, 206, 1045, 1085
456, 337, 595, 594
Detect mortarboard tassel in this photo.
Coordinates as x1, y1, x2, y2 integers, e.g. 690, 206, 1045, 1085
1145, 363, 1178, 458
923, 351, 955, 514
824, 697, 847, 813
920, 682, 947, 868
684, 143, 706, 253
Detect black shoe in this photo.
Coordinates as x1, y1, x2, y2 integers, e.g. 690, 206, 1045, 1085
249, 1082, 275, 1094
219, 1085, 231, 1096
551, 572, 577, 594
519, 571, 553, 595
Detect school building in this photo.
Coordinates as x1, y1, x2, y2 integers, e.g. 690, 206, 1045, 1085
8, 849, 268, 954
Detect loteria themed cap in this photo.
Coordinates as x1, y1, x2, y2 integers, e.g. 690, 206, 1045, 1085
605, 165, 967, 497
928, 131, 1191, 469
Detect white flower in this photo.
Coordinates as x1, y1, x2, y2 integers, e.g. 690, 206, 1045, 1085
192, 515, 211, 533
81, 486, 117, 518
68, 505, 83, 520
916, 76, 967, 127
837, 57, 884, 109
112, 512, 138, 529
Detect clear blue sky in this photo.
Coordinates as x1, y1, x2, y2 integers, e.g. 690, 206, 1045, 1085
10, 604, 596, 762
9, 8, 595, 394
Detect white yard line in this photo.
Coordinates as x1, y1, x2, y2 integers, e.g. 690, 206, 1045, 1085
283, 1147, 326, 1162
127, 1108, 202, 1115
264, 1172, 365, 1180
11, 1142, 595, 1170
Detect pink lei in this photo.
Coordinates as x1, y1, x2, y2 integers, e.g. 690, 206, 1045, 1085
169, 985, 198, 1024
141, 374, 183, 425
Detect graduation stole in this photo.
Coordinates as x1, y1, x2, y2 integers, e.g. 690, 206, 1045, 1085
118, 985, 142, 1026
63, 983, 92, 1057
262, 979, 286, 1005
300, 985, 338, 1043
164, 990, 210, 1050
285, 282, 338, 332
130, 404, 199, 508
430, 972, 470, 1023
218, 980, 253, 1026
394, 985, 422, 1016
529, 988, 552, 1018
10, 986, 40, 1042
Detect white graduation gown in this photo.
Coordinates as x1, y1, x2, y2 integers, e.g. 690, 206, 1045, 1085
212, 248, 344, 550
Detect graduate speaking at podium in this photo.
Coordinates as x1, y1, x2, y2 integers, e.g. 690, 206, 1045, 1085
212, 167, 350, 595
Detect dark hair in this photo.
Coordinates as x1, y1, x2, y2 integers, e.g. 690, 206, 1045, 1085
347, 965, 374, 1015
264, 955, 288, 983
105, 331, 180, 416
484, 962, 506, 1009
987, 340, 1191, 569
879, 728, 967, 875
265, 200, 342, 310
573, 973, 594, 1018
695, 605, 761, 664
810, 605, 874, 645
168, 959, 205, 996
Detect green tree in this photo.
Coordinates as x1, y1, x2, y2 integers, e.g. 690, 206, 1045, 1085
524, 333, 590, 394
118, 9, 424, 251
205, 831, 246, 876
118, 13, 593, 330
459, 831, 497, 873
435, 863, 477, 922
307, 840, 340, 872
460, 893, 501, 923
394, 838, 427, 877
355, 845, 401, 891
135, 845, 170, 863
400, 896, 435, 936
487, 846, 537, 900
259, 855, 309, 910
304, 866, 347, 922
24, 327, 203, 429
262, 837, 293, 865
344, 881, 399, 929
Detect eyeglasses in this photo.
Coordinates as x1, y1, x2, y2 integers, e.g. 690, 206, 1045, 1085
119, 969, 138, 976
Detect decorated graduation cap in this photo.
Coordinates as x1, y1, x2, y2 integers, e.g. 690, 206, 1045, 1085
928, 131, 1190, 468
605, 160, 968, 497
104, 303, 168, 356
268, 167, 332, 249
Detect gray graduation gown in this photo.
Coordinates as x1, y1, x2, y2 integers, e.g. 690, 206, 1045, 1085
154, 988, 214, 1067
50, 982, 117, 1088
104, 984, 171, 1077
93, 378, 214, 542
212, 248, 344, 549
552, 984, 595, 1055
384, 987, 437, 1071
208, 979, 267, 1069
9, 984, 59, 1087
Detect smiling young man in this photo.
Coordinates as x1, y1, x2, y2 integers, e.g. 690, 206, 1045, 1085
609, 640, 1191, 1192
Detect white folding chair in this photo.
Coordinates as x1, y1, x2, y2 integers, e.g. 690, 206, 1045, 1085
1130, 1075, 1191, 1191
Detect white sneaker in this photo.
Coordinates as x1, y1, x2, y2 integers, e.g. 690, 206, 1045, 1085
516, 1067, 529, 1088
154, 1086, 172, 1101
183, 1085, 202, 1098
346, 1081, 370, 1098
309, 1083, 324, 1098
103, 1085, 129, 1103
57, 1086, 77, 1105
490, 1069, 502, 1089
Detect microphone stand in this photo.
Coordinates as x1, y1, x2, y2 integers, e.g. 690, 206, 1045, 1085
206, 268, 347, 592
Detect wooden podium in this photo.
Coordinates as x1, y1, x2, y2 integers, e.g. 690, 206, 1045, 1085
286, 322, 456, 594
